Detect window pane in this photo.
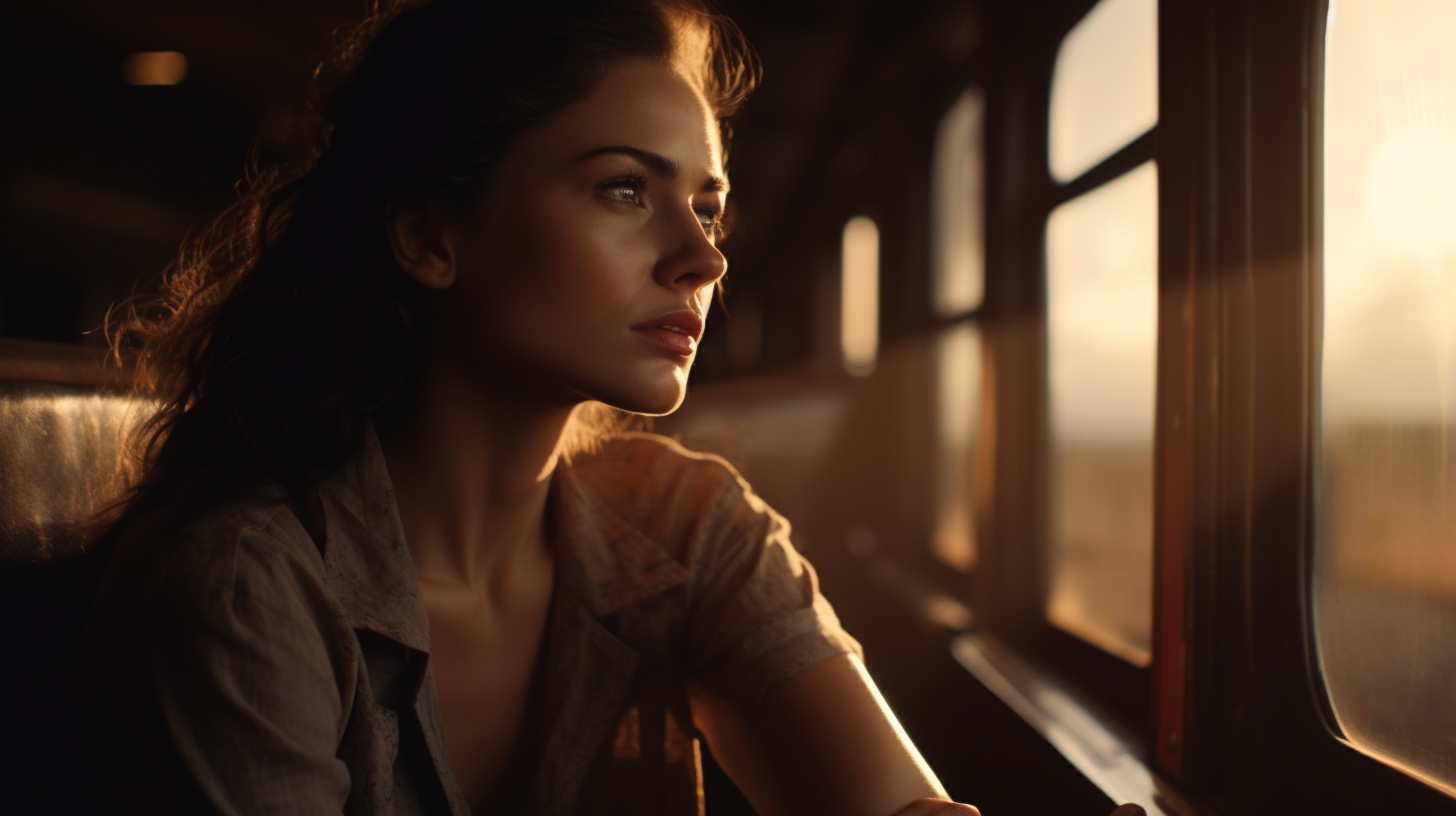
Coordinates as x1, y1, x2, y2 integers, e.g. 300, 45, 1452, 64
933, 323, 982, 571
1045, 161, 1157, 666
1048, 0, 1158, 183
933, 87, 986, 316
1318, 0, 1456, 793
841, 216, 879, 376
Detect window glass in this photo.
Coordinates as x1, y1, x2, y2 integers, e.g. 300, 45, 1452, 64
1318, 0, 1456, 793
930, 87, 986, 572
933, 87, 986, 317
933, 323, 982, 571
1047, 0, 1158, 183
1044, 161, 1157, 666
841, 216, 879, 376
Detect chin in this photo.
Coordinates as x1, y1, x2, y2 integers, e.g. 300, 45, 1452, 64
610, 390, 687, 417
587, 376, 688, 417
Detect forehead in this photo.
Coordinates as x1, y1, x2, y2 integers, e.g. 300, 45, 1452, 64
515, 59, 725, 178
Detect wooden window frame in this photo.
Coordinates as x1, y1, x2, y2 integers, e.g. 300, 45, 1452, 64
960, 0, 1456, 812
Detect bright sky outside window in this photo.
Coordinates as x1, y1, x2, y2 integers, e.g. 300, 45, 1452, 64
1044, 161, 1158, 666
1317, 0, 1456, 794
1047, 0, 1157, 183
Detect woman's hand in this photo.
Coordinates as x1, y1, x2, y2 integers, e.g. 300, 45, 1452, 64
890, 798, 1147, 816
891, 797, 981, 815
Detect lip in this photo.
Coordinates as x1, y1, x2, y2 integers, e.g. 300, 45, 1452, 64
631, 309, 704, 357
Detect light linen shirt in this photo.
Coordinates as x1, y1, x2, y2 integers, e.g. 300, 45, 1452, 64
79, 427, 860, 815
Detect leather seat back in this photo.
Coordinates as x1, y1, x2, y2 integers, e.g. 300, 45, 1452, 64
0, 339, 139, 814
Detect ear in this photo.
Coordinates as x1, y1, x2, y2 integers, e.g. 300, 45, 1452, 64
386, 198, 458, 290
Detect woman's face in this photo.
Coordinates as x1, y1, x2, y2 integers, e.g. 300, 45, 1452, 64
441, 57, 729, 416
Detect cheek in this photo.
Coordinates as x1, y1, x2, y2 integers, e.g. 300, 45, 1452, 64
471, 197, 650, 326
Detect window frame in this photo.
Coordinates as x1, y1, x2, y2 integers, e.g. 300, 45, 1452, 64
969, 0, 1157, 746
1162, 0, 1456, 809
960, 0, 1456, 811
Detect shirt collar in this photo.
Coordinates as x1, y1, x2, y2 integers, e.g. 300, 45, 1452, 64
550, 457, 691, 617
316, 425, 690, 650
316, 423, 433, 652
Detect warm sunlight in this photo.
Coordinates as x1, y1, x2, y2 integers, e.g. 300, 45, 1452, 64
1365, 130, 1456, 259
841, 216, 880, 376
933, 323, 981, 572
1318, 0, 1456, 795
932, 88, 985, 316
1047, 0, 1157, 182
1044, 160, 1158, 667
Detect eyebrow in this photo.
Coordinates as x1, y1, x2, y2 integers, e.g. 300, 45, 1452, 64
575, 145, 728, 193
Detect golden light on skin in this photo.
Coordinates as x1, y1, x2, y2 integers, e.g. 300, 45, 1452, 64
841, 216, 880, 376
124, 51, 188, 86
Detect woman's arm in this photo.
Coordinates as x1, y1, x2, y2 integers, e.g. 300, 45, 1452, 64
692, 656, 1151, 816
691, 653, 979, 816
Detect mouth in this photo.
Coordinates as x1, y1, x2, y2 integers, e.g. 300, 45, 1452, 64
632, 309, 704, 357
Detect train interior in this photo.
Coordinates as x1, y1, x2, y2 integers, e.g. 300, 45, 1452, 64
2, 0, 1454, 814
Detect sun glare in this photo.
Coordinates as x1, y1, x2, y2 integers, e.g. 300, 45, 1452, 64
1366, 130, 1456, 259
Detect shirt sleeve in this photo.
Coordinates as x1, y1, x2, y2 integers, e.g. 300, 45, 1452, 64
82, 512, 354, 815
683, 467, 863, 715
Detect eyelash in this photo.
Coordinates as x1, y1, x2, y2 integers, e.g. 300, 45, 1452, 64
597, 173, 727, 242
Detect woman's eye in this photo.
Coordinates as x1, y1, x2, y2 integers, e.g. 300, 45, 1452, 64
695, 208, 724, 240
599, 177, 646, 205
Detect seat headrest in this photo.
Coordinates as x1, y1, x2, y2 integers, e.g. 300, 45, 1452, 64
0, 382, 144, 563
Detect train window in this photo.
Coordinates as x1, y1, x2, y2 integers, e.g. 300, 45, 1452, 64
1044, 160, 1157, 667
932, 87, 985, 317
931, 87, 985, 572
1047, 0, 1157, 183
840, 215, 880, 376
1317, 0, 1456, 793
934, 323, 981, 572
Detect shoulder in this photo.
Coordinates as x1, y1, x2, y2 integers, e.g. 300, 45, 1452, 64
92, 490, 331, 636
576, 431, 741, 479
565, 432, 785, 566
573, 432, 776, 523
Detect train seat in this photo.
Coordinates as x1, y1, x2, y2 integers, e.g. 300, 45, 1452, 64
0, 338, 136, 813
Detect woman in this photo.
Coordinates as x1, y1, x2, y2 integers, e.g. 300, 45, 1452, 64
76, 1, 1057, 814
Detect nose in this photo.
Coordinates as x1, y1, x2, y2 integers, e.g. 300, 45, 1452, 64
653, 204, 728, 294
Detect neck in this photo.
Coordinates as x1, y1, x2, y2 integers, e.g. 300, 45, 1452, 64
381, 349, 576, 593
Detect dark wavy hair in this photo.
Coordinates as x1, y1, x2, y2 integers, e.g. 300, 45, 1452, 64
96, 0, 759, 541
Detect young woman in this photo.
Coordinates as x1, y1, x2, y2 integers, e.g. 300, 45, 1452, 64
75, 2, 1118, 814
